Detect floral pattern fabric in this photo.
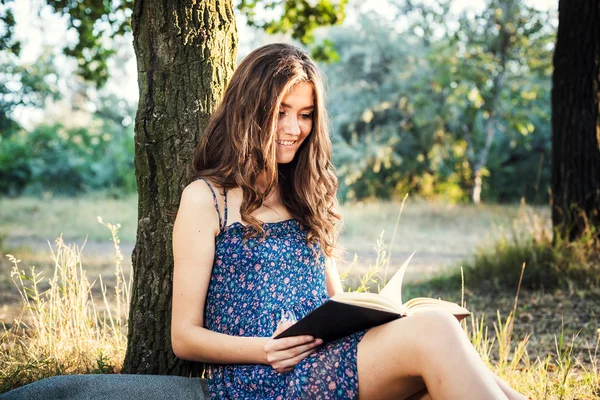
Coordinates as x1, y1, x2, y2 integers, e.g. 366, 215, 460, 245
198, 179, 366, 399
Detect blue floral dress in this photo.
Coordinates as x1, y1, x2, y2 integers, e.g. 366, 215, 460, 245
197, 178, 367, 399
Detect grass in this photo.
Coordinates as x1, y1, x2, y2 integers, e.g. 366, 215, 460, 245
0, 195, 137, 321
0, 193, 138, 244
423, 200, 600, 292
0, 195, 599, 398
0, 219, 131, 392
339, 197, 536, 254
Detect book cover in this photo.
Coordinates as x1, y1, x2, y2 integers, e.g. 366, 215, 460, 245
274, 299, 402, 342
274, 252, 469, 342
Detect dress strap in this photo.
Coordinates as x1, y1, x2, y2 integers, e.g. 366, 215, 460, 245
196, 178, 227, 231
222, 187, 228, 228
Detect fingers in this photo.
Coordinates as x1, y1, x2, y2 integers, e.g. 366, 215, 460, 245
285, 344, 320, 368
274, 339, 323, 362
270, 341, 323, 373
278, 348, 316, 373
264, 333, 324, 374
267, 335, 316, 352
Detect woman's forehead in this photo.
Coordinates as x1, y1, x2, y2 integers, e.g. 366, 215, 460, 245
280, 82, 314, 108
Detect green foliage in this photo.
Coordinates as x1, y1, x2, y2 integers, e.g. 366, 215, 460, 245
44, 0, 133, 88
324, 0, 554, 203
0, 95, 135, 196
0, 1, 59, 135
238, 0, 347, 60
484, 128, 550, 203
0, 0, 556, 204
0, 129, 31, 193
0, 51, 60, 136
39, 0, 347, 88
0, 0, 19, 54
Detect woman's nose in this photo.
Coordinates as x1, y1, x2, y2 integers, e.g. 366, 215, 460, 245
282, 115, 301, 135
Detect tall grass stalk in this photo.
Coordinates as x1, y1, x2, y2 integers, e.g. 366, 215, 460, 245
348, 194, 408, 293
0, 220, 131, 392
383, 193, 408, 285
354, 231, 389, 293
97, 217, 131, 349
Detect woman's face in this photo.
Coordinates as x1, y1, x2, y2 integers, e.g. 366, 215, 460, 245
275, 82, 314, 164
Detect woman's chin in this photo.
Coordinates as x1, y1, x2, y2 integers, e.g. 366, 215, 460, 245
276, 154, 296, 164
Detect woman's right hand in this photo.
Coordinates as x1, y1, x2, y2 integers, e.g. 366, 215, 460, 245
263, 321, 323, 374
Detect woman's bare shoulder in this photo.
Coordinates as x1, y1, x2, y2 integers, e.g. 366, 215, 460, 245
176, 180, 221, 238
180, 179, 219, 209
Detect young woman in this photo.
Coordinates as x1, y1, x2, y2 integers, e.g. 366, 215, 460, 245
171, 43, 528, 400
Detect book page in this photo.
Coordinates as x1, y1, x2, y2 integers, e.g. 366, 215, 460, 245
332, 292, 400, 314
404, 297, 470, 320
378, 251, 416, 307
404, 297, 469, 312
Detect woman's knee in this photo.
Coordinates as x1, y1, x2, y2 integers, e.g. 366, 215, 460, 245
403, 311, 466, 357
413, 310, 462, 331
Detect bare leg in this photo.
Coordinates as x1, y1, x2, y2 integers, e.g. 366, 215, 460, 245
403, 372, 528, 400
357, 310, 509, 400
492, 374, 528, 400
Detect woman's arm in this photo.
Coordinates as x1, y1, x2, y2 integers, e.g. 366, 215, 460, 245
325, 257, 344, 297
171, 182, 269, 364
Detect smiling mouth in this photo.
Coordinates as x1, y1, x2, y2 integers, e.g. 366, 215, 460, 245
276, 139, 297, 146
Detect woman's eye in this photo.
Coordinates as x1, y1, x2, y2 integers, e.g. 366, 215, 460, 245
278, 111, 312, 120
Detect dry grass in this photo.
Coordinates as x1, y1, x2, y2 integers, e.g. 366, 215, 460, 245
0, 219, 131, 392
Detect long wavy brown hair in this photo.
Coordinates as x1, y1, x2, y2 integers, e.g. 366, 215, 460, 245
190, 43, 343, 259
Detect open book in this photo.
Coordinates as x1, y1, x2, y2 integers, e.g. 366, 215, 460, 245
274, 253, 470, 343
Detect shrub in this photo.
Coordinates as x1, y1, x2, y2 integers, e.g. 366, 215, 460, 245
0, 120, 135, 197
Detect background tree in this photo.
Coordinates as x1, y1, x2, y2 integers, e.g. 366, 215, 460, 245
0, 0, 58, 134
0, 0, 59, 194
551, 0, 600, 242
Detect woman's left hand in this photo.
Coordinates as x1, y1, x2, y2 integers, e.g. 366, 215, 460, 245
263, 321, 323, 373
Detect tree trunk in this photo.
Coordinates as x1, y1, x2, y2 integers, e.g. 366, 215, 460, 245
470, 0, 511, 205
551, 0, 600, 242
123, 0, 237, 375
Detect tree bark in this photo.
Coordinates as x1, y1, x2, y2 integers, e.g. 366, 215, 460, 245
551, 0, 600, 242
123, 0, 237, 375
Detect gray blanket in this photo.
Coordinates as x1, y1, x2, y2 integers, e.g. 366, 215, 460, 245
1, 375, 209, 400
